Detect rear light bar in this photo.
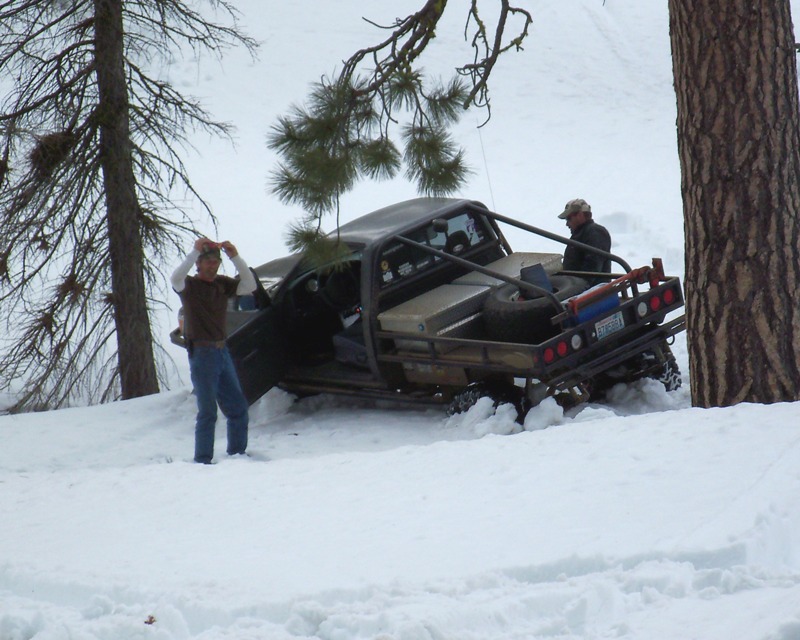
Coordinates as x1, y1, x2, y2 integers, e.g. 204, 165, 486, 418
543, 332, 584, 364
636, 283, 681, 319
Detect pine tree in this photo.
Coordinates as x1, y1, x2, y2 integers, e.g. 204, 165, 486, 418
0, 0, 256, 410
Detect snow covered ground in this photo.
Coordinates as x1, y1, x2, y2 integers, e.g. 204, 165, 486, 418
2, 1, 800, 638
3, 385, 800, 639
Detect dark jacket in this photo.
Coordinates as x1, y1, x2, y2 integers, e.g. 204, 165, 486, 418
562, 219, 611, 277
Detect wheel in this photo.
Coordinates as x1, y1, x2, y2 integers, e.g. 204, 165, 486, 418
588, 341, 682, 399
652, 344, 682, 391
447, 381, 529, 423
482, 275, 588, 343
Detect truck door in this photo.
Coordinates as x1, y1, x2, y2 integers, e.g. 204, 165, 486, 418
226, 305, 287, 405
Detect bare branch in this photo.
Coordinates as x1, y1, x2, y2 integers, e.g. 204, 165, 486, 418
459, 0, 532, 116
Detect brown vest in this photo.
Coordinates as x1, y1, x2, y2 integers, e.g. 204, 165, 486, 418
180, 275, 238, 342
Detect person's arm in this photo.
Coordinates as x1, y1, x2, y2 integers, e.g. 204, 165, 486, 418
170, 249, 199, 292
220, 241, 257, 295
231, 255, 257, 295
579, 225, 611, 273
171, 237, 214, 292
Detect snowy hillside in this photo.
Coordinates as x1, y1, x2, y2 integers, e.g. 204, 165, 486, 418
2, 2, 800, 639
2, 385, 800, 638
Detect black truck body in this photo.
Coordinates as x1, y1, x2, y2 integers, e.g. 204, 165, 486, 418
172, 198, 685, 413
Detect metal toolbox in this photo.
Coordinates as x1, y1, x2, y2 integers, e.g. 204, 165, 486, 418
453, 252, 563, 287
378, 283, 490, 351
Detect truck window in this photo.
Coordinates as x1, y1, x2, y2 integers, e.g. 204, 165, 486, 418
378, 210, 493, 288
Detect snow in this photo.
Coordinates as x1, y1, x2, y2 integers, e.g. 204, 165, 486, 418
3, 1, 800, 638
3, 389, 800, 638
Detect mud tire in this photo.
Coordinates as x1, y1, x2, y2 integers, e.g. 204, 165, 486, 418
653, 345, 682, 391
447, 382, 530, 424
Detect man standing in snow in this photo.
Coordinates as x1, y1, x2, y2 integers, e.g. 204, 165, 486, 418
558, 198, 612, 282
171, 238, 257, 464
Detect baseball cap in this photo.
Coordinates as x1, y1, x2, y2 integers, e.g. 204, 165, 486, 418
558, 198, 591, 219
197, 243, 221, 261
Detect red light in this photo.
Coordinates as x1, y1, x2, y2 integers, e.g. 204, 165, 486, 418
650, 296, 662, 311
557, 341, 568, 357
544, 347, 555, 363
663, 289, 675, 305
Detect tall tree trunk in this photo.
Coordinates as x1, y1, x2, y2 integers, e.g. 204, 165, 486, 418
668, 0, 800, 407
93, 0, 159, 399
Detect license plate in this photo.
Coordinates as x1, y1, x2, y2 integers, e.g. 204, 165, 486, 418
595, 310, 625, 340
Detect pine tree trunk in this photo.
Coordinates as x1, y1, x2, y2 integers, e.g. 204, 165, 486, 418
668, 0, 800, 407
93, 0, 159, 399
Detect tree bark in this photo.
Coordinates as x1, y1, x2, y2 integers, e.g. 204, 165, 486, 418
668, 0, 800, 407
93, 0, 159, 398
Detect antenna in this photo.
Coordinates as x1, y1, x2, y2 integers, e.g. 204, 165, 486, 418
476, 120, 496, 210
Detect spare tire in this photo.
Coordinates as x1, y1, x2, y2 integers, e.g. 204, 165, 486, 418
483, 275, 588, 344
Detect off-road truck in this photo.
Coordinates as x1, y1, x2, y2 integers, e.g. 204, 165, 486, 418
171, 198, 685, 417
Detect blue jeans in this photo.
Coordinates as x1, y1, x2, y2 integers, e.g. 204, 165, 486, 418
188, 345, 249, 463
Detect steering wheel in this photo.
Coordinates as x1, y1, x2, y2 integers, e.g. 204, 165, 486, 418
319, 268, 360, 312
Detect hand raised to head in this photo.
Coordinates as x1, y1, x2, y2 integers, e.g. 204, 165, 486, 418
194, 237, 217, 253
219, 241, 238, 258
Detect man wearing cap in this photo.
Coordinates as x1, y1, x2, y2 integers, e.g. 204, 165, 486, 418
558, 198, 611, 281
170, 237, 257, 464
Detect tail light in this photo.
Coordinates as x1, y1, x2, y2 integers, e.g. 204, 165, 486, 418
543, 334, 582, 364
636, 284, 680, 319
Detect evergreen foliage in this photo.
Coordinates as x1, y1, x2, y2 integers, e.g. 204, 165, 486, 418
269, 73, 468, 216
268, 1, 532, 255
